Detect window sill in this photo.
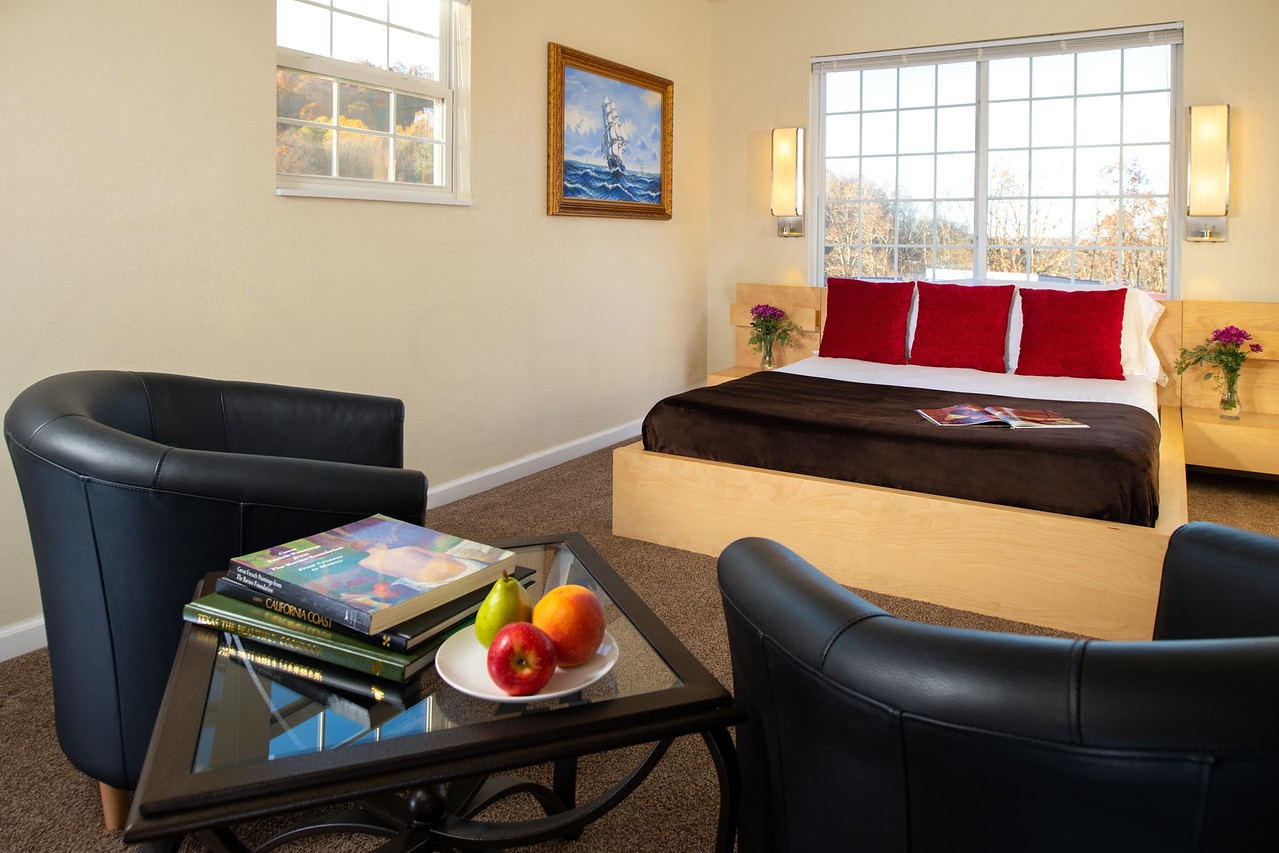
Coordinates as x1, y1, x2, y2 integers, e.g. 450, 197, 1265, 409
275, 175, 472, 206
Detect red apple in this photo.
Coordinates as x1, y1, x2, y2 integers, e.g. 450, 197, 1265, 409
486, 622, 557, 696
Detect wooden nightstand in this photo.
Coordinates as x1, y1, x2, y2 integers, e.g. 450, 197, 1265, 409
1182, 407, 1279, 476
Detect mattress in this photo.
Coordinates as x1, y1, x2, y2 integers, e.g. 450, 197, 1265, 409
641, 360, 1162, 526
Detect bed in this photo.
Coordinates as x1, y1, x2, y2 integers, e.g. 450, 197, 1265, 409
614, 281, 1189, 641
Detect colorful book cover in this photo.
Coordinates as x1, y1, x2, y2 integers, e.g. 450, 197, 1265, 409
227, 515, 517, 634
917, 403, 1087, 429
214, 565, 534, 653
184, 590, 467, 681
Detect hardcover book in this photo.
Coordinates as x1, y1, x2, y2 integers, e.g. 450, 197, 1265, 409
917, 403, 1088, 429
214, 565, 534, 653
184, 590, 468, 681
226, 515, 517, 634
214, 633, 429, 707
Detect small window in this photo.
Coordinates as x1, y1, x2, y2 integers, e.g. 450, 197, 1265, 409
275, 0, 471, 204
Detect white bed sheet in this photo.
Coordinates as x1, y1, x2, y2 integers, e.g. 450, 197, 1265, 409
776, 357, 1160, 421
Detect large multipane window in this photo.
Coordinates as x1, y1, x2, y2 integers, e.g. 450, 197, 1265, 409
275, 0, 471, 204
814, 24, 1182, 294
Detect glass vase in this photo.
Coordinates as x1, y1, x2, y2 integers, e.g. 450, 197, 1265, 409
761, 338, 776, 370
1219, 371, 1241, 420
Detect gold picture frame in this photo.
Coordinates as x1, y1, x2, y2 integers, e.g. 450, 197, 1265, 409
547, 43, 673, 220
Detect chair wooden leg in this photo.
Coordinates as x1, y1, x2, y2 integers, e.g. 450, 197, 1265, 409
99, 782, 131, 831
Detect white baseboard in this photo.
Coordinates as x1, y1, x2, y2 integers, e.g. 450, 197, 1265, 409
428, 420, 641, 507
0, 616, 47, 662
0, 422, 642, 662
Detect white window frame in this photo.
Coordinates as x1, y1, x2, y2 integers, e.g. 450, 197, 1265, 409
275, 0, 471, 205
808, 23, 1184, 295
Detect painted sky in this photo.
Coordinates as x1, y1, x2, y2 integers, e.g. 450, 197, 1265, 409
563, 66, 662, 173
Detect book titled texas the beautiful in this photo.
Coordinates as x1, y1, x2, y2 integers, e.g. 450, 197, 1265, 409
226, 515, 517, 634
917, 403, 1088, 429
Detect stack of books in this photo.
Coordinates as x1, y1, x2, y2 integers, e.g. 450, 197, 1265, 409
183, 514, 525, 711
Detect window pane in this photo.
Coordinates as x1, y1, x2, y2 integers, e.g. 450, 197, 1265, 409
1031, 149, 1072, 196
1121, 249, 1167, 293
1031, 98, 1073, 148
396, 94, 438, 139
898, 245, 930, 278
935, 247, 974, 274
333, 11, 388, 67
390, 0, 438, 34
825, 202, 860, 245
338, 130, 390, 179
827, 71, 861, 113
278, 69, 334, 122
1124, 145, 1169, 195
340, 82, 390, 132
1031, 198, 1073, 243
1123, 92, 1170, 144
1123, 45, 1170, 91
1076, 199, 1120, 245
863, 246, 896, 277
899, 109, 935, 154
899, 66, 935, 108
277, 123, 332, 175
1123, 196, 1168, 245
1076, 96, 1120, 145
863, 68, 897, 110
1076, 147, 1120, 196
937, 62, 976, 105
989, 57, 1029, 101
1076, 49, 1120, 95
825, 114, 860, 157
862, 156, 897, 198
862, 112, 897, 156
988, 100, 1029, 149
1032, 55, 1074, 98
826, 160, 860, 197
898, 155, 935, 199
988, 150, 1028, 197
937, 106, 975, 152
277, 0, 331, 54
390, 29, 437, 78
394, 138, 438, 184
825, 243, 860, 279
936, 203, 974, 244
988, 197, 1030, 244
987, 245, 1028, 277
936, 153, 974, 199
1031, 247, 1071, 278
1074, 249, 1119, 284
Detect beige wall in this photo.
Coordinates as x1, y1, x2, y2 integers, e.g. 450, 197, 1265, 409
706, 0, 1279, 371
0, 1, 712, 639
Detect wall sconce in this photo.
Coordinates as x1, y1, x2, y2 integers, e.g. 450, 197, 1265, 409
1186, 104, 1229, 242
771, 127, 804, 237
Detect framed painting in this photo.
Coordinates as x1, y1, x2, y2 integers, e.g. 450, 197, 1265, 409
548, 43, 673, 220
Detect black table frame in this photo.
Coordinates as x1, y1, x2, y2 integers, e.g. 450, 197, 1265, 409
123, 532, 744, 852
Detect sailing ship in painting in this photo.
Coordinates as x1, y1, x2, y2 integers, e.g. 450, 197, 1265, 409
601, 95, 628, 175
561, 93, 660, 205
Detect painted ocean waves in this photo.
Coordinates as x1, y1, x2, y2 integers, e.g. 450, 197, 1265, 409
562, 159, 662, 205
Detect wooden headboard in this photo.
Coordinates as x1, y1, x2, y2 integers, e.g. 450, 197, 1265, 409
724, 282, 1277, 414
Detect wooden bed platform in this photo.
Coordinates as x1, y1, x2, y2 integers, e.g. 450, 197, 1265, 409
614, 285, 1193, 641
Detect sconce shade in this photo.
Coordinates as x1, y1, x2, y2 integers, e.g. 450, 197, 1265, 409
1187, 105, 1229, 217
771, 127, 804, 218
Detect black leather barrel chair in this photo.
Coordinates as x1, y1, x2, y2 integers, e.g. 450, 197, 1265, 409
718, 523, 1279, 853
5, 371, 428, 828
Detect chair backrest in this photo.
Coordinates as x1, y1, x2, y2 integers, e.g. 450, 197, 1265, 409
5, 370, 427, 790
718, 535, 1279, 853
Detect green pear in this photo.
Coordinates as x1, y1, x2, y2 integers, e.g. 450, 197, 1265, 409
474, 571, 533, 648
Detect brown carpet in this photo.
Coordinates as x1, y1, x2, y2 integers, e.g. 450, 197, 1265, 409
1, 444, 1276, 852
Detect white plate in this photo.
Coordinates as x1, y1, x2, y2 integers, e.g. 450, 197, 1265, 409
435, 627, 619, 704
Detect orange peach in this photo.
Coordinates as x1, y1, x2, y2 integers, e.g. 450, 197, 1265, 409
532, 584, 606, 667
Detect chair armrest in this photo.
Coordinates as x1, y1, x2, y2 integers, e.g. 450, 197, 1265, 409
1153, 522, 1279, 639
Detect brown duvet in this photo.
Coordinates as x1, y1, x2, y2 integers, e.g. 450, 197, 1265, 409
641, 371, 1161, 527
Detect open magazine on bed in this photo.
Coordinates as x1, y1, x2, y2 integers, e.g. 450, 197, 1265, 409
916, 402, 1088, 429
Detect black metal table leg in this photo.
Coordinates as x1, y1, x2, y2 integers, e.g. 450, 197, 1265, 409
702, 727, 741, 853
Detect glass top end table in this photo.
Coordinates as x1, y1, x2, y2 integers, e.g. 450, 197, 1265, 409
124, 532, 743, 852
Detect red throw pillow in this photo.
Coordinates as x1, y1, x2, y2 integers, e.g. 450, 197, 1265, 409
909, 282, 1015, 373
1014, 288, 1127, 380
819, 278, 915, 364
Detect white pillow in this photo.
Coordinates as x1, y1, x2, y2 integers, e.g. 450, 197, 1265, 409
1006, 282, 1165, 381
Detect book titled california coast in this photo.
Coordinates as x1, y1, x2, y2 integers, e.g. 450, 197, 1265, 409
226, 515, 517, 634
917, 403, 1089, 429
